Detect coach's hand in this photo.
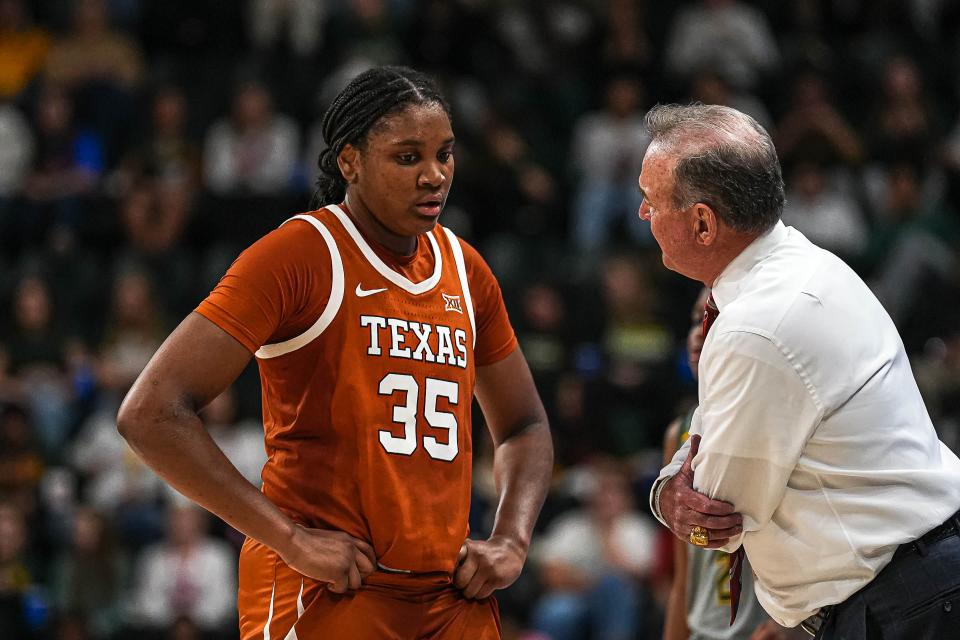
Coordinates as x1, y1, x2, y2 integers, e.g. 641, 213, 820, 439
659, 434, 743, 549
453, 535, 526, 599
279, 525, 377, 593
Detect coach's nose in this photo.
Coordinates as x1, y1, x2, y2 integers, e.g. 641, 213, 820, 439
638, 198, 651, 221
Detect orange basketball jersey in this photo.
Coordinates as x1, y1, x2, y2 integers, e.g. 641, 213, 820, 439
197, 204, 517, 575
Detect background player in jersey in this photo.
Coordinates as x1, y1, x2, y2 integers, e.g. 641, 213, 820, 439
661, 290, 802, 640
117, 66, 553, 640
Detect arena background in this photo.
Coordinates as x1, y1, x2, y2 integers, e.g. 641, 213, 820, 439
1, 0, 960, 638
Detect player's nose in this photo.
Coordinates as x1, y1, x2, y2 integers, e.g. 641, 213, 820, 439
418, 162, 445, 188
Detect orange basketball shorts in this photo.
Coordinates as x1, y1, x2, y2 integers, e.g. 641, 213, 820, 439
238, 538, 502, 640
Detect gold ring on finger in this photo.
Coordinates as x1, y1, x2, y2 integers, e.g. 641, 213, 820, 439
689, 525, 709, 547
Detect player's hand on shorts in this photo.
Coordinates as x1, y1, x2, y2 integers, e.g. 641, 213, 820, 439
453, 535, 526, 599
279, 525, 377, 593
660, 434, 743, 549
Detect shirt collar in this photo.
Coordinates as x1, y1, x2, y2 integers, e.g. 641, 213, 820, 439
711, 220, 788, 311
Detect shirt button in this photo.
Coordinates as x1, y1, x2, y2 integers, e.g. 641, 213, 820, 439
945, 601, 953, 613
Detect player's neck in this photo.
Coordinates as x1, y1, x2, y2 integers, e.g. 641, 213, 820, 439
341, 195, 418, 257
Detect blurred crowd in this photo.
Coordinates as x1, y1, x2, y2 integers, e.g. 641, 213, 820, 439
2, 0, 960, 638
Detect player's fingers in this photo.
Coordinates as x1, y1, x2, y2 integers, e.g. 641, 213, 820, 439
463, 571, 488, 599
347, 561, 361, 591
456, 541, 469, 566
355, 548, 376, 577
328, 574, 348, 594
351, 538, 377, 566
475, 582, 497, 600
453, 552, 479, 590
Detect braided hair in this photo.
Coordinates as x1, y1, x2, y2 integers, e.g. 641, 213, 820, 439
312, 66, 451, 208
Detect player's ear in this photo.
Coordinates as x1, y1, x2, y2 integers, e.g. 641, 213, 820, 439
692, 203, 718, 246
338, 144, 361, 183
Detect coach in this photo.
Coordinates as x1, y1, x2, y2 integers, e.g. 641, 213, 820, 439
643, 103, 960, 638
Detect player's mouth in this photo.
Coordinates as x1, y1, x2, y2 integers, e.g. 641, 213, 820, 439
414, 195, 445, 218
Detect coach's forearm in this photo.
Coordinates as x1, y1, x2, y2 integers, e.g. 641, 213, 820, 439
489, 420, 553, 550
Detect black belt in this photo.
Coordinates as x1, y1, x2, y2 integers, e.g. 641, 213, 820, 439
892, 509, 960, 562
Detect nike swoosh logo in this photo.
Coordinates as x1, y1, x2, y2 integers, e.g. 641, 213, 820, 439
356, 284, 388, 297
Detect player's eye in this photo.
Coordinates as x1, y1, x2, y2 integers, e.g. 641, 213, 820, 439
397, 153, 418, 164
437, 150, 453, 163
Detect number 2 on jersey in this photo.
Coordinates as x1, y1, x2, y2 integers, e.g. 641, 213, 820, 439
378, 373, 459, 461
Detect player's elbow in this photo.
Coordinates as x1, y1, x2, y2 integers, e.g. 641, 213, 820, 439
116, 388, 151, 444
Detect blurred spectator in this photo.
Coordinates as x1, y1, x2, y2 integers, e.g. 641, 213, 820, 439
328, 0, 410, 68
775, 71, 863, 168
117, 86, 201, 194
201, 389, 265, 489
203, 81, 299, 195
515, 282, 571, 413
0, 101, 33, 199
0, 405, 43, 514
69, 405, 166, 546
867, 55, 941, 165
598, 255, 674, 453
569, 75, 650, 253
914, 324, 960, 451
43, 0, 143, 91
71, 271, 168, 543
664, 0, 780, 90
687, 66, 772, 131
602, 0, 651, 70
866, 162, 958, 323
118, 182, 195, 313
781, 161, 868, 259
0, 502, 42, 639
52, 507, 126, 639
21, 85, 103, 246
0, 275, 75, 456
127, 505, 236, 633
96, 269, 168, 397
0, 0, 51, 100
247, 0, 329, 58
530, 461, 656, 640
43, 0, 143, 155
469, 118, 559, 242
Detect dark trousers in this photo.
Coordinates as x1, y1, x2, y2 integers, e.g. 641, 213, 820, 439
815, 522, 960, 639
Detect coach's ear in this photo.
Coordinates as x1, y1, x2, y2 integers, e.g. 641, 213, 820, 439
338, 144, 360, 183
692, 203, 718, 247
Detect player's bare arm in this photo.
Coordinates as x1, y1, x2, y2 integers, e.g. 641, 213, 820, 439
454, 348, 553, 600
117, 312, 376, 592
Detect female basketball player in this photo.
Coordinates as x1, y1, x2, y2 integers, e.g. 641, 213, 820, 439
118, 66, 553, 640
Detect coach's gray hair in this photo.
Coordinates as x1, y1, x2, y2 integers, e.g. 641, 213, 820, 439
645, 103, 784, 234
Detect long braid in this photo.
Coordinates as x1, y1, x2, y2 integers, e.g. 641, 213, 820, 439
312, 67, 450, 208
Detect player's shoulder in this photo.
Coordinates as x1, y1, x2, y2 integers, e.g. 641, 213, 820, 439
236, 209, 334, 270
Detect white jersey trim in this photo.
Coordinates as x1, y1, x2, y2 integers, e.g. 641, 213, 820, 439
281, 580, 305, 640
262, 579, 276, 640
327, 204, 442, 295
443, 227, 476, 349
255, 215, 344, 359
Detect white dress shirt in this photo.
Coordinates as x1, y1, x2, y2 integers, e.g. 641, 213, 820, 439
651, 221, 960, 627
